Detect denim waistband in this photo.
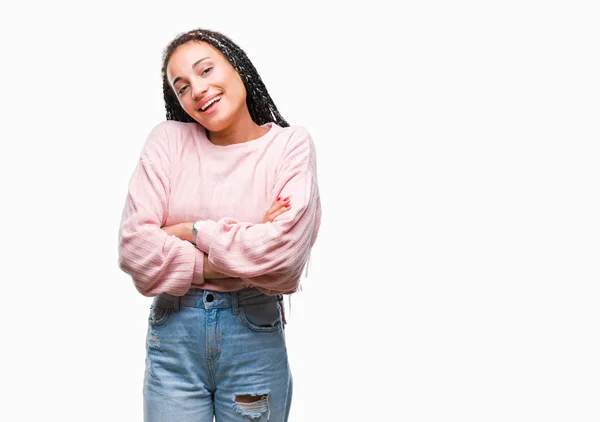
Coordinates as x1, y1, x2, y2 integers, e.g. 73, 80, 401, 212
151, 287, 281, 314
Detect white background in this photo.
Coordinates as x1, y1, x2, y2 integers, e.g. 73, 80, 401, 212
1, 1, 599, 421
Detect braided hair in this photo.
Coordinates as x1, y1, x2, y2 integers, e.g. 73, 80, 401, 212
161, 28, 289, 128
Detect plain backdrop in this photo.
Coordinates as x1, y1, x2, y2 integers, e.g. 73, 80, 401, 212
1, 1, 599, 421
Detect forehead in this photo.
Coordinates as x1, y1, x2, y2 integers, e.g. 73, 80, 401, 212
167, 41, 224, 81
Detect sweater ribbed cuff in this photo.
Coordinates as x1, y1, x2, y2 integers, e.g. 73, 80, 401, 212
192, 249, 205, 285
195, 220, 218, 253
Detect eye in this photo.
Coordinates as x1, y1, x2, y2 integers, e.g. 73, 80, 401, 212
177, 85, 188, 95
202, 67, 213, 75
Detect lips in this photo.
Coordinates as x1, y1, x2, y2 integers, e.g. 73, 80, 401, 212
197, 94, 223, 112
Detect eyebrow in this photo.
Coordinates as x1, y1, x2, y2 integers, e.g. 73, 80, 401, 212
172, 57, 211, 86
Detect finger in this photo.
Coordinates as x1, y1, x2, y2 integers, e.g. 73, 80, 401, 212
266, 197, 289, 214
267, 203, 291, 222
266, 201, 283, 215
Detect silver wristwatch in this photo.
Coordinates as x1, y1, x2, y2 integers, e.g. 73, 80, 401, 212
192, 220, 206, 245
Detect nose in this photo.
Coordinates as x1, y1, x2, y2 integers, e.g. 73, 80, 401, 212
191, 79, 208, 101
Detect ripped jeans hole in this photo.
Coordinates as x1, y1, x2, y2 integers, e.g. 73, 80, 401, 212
233, 393, 270, 420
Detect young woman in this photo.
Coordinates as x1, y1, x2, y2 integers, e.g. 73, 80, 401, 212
117, 28, 321, 421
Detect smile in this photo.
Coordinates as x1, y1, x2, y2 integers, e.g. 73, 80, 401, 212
199, 94, 223, 112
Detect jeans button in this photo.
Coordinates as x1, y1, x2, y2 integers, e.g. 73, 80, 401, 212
205, 294, 214, 303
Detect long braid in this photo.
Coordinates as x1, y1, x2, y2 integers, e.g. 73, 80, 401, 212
160, 28, 289, 127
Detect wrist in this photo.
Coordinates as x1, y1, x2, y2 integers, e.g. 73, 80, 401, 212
192, 219, 208, 245
194, 219, 217, 252
178, 222, 194, 243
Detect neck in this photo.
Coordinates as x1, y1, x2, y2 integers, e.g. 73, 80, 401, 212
206, 109, 269, 146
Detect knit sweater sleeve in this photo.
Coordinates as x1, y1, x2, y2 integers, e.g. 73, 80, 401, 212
194, 127, 321, 295
117, 122, 205, 297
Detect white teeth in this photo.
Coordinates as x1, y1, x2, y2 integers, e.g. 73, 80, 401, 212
201, 95, 222, 111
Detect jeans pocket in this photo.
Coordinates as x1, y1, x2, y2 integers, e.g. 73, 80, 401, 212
238, 300, 282, 333
148, 305, 171, 326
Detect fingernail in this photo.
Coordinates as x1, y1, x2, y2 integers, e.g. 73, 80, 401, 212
277, 197, 281, 201
284, 197, 290, 201
285, 204, 291, 208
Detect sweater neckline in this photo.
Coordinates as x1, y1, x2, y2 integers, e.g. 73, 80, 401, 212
196, 122, 279, 151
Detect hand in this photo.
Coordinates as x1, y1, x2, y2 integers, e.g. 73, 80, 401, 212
264, 196, 291, 223
160, 222, 194, 243
160, 196, 290, 242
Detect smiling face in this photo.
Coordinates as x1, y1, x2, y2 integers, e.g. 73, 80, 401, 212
166, 41, 248, 131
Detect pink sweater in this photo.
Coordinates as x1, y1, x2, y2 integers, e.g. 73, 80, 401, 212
118, 121, 321, 297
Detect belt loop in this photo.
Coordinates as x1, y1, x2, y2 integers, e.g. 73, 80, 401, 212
172, 295, 180, 312
232, 291, 239, 315
277, 294, 287, 325
162, 293, 180, 312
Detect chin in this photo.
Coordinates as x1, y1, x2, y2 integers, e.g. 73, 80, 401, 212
198, 112, 240, 133
196, 116, 230, 132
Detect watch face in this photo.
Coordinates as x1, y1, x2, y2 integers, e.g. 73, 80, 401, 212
193, 220, 203, 231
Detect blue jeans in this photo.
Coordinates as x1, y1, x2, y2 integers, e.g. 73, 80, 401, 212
143, 288, 293, 421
